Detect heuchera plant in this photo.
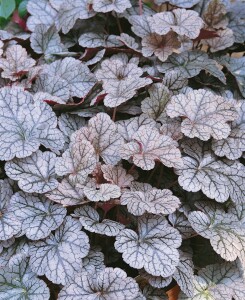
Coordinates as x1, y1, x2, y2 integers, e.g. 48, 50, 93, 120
0, 0, 244, 299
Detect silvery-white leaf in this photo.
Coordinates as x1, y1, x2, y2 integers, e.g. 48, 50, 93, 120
115, 214, 182, 277
212, 127, 245, 160
33, 73, 70, 104
5, 150, 58, 194
84, 182, 121, 202
55, 140, 97, 183
140, 270, 172, 288
163, 71, 188, 93
118, 33, 141, 52
72, 113, 123, 165
169, 211, 195, 239
228, 12, 245, 43
160, 117, 183, 141
29, 216, 89, 285
30, 25, 65, 55
180, 262, 244, 299
120, 0, 154, 18
74, 206, 124, 236
27, 0, 57, 32
130, 181, 153, 193
174, 251, 194, 297
46, 178, 87, 207
50, 0, 64, 10
175, 139, 245, 203
203, 0, 228, 29
96, 57, 152, 107
140, 285, 168, 300
41, 57, 96, 98
212, 101, 245, 160
128, 15, 152, 38
101, 164, 134, 188
166, 89, 237, 140
189, 206, 245, 261
203, 28, 234, 52
58, 113, 86, 138
85, 49, 106, 66
93, 0, 131, 13
142, 32, 181, 62
121, 188, 180, 216
217, 56, 245, 97
117, 115, 156, 142
155, 0, 200, 8
58, 267, 139, 300
0, 255, 50, 299
141, 83, 171, 122
0, 87, 64, 160
82, 247, 105, 273
56, 0, 96, 34
33, 91, 65, 105
79, 33, 123, 48
0, 41, 3, 57
10, 192, 66, 240
158, 51, 226, 84
178, 275, 230, 300
150, 9, 203, 39
0, 237, 29, 268
0, 237, 15, 254
0, 45, 35, 80
0, 29, 30, 41
120, 125, 183, 170
0, 179, 20, 240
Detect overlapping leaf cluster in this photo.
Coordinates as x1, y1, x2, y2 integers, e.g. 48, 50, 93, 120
0, 0, 244, 299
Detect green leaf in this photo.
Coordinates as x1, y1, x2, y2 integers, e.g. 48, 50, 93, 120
0, 16, 8, 28
18, 0, 28, 18
0, 0, 16, 19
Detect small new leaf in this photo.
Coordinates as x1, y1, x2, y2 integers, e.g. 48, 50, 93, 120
73, 206, 125, 236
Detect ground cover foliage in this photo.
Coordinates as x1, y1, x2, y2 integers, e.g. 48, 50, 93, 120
0, 0, 244, 299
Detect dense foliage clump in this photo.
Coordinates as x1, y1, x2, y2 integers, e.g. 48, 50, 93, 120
0, 0, 244, 299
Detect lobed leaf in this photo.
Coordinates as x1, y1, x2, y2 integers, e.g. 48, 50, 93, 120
10, 192, 66, 240
166, 89, 238, 140
0, 87, 64, 160
150, 9, 203, 39
59, 267, 139, 300
121, 125, 183, 170
73, 206, 124, 236
29, 216, 89, 285
115, 214, 182, 277
175, 139, 245, 203
5, 150, 58, 194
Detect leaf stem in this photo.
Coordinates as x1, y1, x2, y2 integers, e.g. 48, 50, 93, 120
112, 107, 117, 121
128, 164, 135, 174
139, 0, 143, 15
116, 14, 123, 34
